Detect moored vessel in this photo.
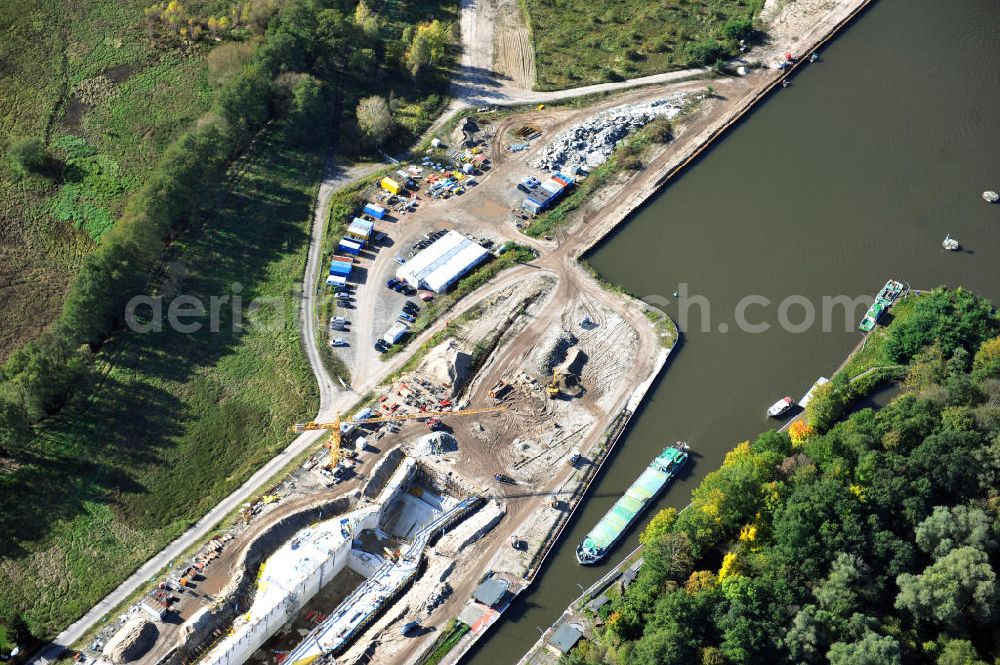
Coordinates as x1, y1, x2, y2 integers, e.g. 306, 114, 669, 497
767, 396, 794, 418
576, 443, 689, 565
858, 279, 905, 332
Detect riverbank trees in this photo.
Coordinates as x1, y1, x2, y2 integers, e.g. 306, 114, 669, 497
569, 289, 1000, 665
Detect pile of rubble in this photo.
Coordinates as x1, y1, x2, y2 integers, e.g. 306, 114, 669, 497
412, 432, 459, 457
530, 330, 578, 377
418, 339, 471, 394
102, 618, 157, 664
533, 96, 686, 173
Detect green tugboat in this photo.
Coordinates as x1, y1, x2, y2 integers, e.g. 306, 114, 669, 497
576, 443, 688, 565
859, 279, 905, 333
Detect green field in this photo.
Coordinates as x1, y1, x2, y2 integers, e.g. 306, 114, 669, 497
523, 0, 762, 90
0, 0, 219, 360
0, 123, 324, 637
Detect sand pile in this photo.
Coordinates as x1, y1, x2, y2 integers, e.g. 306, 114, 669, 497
103, 618, 157, 664
418, 339, 471, 392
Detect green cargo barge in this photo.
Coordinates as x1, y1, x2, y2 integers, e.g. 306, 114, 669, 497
576, 443, 688, 565
859, 279, 905, 332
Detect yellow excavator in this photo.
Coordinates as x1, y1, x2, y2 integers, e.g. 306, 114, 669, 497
293, 406, 506, 467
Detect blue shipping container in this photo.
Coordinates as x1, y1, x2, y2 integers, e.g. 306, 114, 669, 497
330, 260, 353, 276
338, 239, 362, 256
363, 203, 386, 219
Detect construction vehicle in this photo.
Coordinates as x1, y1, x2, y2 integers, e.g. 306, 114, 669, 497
545, 372, 561, 399
546, 367, 583, 400
293, 405, 506, 467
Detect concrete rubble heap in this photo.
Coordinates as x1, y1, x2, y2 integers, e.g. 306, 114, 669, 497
533, 96, 686, 173
412, 431, 459, 457
418, 339, 471, 393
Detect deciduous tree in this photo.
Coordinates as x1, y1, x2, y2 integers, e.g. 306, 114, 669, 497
895, 546, 998, 625
355, 96, 394, 145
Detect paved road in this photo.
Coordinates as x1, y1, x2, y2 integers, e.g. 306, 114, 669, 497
27, 157, 378, 665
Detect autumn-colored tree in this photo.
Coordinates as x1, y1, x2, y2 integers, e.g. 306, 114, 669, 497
788, 419, 815, 447
973, 336, 1000, 382
405, 20, 452, 76
685, 570, 717, 594
718, 551, 740, 581
639, 507, 677, 546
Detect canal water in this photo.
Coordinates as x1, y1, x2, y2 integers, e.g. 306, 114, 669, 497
466, 0, 1000, 662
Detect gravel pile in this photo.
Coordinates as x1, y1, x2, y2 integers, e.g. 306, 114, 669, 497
533, 96, 685, 173
412, 432, 459, 457
531, 331, 578, 376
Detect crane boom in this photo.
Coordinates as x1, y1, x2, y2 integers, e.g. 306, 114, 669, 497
292, 406, 506, 468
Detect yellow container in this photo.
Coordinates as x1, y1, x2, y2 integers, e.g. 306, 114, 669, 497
380, 177, 402, 194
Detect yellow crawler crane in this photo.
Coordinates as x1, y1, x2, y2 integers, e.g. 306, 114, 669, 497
293, 406, 507, 466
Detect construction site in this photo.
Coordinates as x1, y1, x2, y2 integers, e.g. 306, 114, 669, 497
79, 247, 669, 665
52, 0, 872, 663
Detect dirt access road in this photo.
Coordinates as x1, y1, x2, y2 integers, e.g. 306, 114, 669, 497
450, 0, 707, 108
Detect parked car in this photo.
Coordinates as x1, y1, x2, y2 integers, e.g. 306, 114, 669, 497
330, 316, 347, 330
395, 256, 407, 265
334, 291, 351, 300
398, 312, 416, 323
386, 277, 400, 288
403, 300, 420, 313
330, 338, 347, 347
494, 473, 516, 484
374, 339, 390, 352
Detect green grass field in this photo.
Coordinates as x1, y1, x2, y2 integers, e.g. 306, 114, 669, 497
0, 123, 324, 637
0, 0, 217, 361
523, 0, 761, 90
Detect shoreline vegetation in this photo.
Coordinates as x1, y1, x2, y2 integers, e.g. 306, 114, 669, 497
562, 287, 1000, 665
0, 0, 459, 646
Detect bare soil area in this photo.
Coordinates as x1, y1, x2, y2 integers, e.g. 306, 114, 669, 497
493, 0, 535, 90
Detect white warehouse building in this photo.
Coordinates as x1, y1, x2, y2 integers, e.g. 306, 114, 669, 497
396, 230, 489, 293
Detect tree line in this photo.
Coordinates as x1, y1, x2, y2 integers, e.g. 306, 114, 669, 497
568, 288, 1000, 665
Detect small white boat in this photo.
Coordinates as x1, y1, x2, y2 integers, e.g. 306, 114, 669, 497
984, 190, 999, 203
767, 396, 794, 418
809, 52, 819, 62
942, 234, 960, 251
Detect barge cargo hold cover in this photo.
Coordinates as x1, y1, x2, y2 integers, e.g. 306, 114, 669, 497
576, 444, 688, 565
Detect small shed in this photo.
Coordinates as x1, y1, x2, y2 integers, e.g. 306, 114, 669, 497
330, 259, 353, 277
472, 576, 509, 608
338, 238, 362, 256
548, 624, 583, 654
